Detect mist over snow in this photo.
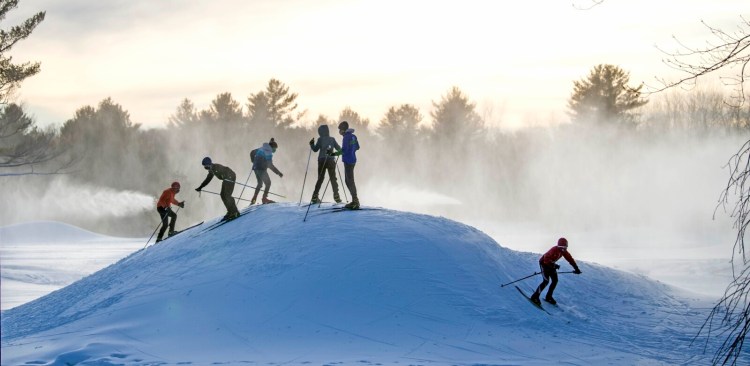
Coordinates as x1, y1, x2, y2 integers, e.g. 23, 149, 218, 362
2, 204, 740, 365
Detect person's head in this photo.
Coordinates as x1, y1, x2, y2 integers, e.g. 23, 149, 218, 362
557, 237, 568, 250
338, 121, 349, 135
201, 156, 212, 170
171, 181, 181, 193
269, 138, 278, 152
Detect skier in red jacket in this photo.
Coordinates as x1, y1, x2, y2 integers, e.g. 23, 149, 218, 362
530, 237, 581, 305
156, 181, 185, 243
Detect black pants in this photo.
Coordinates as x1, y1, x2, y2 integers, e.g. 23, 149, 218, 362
221, 173, 239, 215
157, 206, 177, 240
533, 262, 558, 298
344, 163, 357, 200
313, 158, 339, 197
253, 169, 271, 199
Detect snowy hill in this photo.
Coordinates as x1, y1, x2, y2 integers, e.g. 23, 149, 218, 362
0, 204, 725, 365
0, 221, 110, 244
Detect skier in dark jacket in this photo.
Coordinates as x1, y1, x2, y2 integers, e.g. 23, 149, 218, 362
251, 138, 283, 204
337, 121, 360, 209
530, 237, 582, 305
156, 181, 185, 243
309, 124, 342, 204
195, 157, 240, 220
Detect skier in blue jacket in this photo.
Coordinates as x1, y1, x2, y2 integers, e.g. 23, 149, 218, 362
337, 121, 360, 209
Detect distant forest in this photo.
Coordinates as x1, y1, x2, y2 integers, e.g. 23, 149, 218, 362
3, 70, 750, 235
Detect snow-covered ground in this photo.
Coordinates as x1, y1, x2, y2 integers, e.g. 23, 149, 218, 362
1, 203, 739, 365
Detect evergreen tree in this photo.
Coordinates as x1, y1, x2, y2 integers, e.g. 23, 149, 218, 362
567, 64, 647, 125
0, 0, 45, 103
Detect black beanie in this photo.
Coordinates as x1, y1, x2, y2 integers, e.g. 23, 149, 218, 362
338, 121, 349, 131
269, 137, 278, 149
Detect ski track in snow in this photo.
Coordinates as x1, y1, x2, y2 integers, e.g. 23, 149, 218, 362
1, 203, 745, 365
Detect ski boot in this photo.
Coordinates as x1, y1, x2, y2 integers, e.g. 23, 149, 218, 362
544, 295, 557, 305
344, 198, 360, 210
334, 192, 342, 204
310, 194, 321, 204
224, 211, 240, 221
250, 195, 258, 205
262, 197, 275, 204
529, 292, 542, 306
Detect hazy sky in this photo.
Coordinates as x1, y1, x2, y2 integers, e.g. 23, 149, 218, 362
4, 0, 746, 129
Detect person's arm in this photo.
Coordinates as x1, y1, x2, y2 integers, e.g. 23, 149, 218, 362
310, 138, 320, 152
268, 161, 283, 177
563, 251, 581, 273
196, 170, 214, 191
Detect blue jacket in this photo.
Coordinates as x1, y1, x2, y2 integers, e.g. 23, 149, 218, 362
252, 143, 282, 175
341, 129, 359, 164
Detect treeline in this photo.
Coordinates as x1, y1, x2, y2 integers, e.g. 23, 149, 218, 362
3, 73, 750, 235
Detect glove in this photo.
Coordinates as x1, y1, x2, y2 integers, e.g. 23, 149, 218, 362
573, 268, 582, 274
278, 172, 284, 178
554, 264, 560, 270
309, 138, 315, 146
178, 201, 185, 208
195, 187, 201, 192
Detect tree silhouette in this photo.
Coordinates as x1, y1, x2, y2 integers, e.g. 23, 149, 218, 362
0, 0, 45, 103
568, 64, 648, 125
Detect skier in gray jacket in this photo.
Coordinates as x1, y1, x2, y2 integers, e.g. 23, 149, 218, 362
309, 125, 342, 204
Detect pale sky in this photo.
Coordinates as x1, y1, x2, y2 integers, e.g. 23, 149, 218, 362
4, 0, 747, 129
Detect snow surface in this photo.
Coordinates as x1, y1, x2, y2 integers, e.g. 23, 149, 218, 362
0, 204, 738, 365
0, 221, 143, 310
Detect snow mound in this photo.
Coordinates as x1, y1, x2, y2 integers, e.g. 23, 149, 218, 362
0, 204, 722, 365
0, 221, 109, 244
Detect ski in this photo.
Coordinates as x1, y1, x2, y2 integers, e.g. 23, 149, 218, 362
514, 286, 551, 315
164, 221, 204, 239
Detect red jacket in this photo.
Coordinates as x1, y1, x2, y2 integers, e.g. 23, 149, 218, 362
540, 246, 578, 269
157, 188, 180, 208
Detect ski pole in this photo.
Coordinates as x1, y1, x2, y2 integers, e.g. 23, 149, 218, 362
200, 189, 254, 202
299, 148, 312, 206
144, 206, 180, 249
225, 179, 286, 198
500, 271, 541, 287
336, 160, 349, 203
236, 170, 253, 205
318, 155, 339, 208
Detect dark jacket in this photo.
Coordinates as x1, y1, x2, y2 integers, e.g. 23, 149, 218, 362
197, 163, 235, 190
311, 125, 342, 160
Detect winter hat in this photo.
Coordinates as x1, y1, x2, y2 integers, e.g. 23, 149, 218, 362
171, 181, 181, 189
557, 237, 568, 248
269, 138, 278, 149
338, 121, 349, 131
201, 156, 212, 166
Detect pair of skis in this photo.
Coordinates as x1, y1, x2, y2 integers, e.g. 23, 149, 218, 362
514, 286, 562, 315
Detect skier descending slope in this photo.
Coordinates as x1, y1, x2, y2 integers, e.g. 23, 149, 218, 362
309, 124, 342, 204
250, 138, 284, 204
195, 157, 241, 220
530, 237, 582, 305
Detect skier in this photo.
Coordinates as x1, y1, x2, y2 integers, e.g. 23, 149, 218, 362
195, 157, 241, 220
251, 138, 283, 204
155, 181, 185, 243
337, 121, 360, 209
530, 237, 582, 305
309, 124, 342, 204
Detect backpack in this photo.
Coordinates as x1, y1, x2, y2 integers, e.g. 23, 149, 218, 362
250, 148, 258, 163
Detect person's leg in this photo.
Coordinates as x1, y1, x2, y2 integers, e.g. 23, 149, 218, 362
252, 170, 263, 203
532, 263, 550, 301
344, 163, 358, 208
545, 270, 559, 300
222, 179, 239, 217
327, 159, 340, 202
167, 208, 177, 234
262, 171, 271, 200
312, 159, 326, 201
156, 207, 169, 241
